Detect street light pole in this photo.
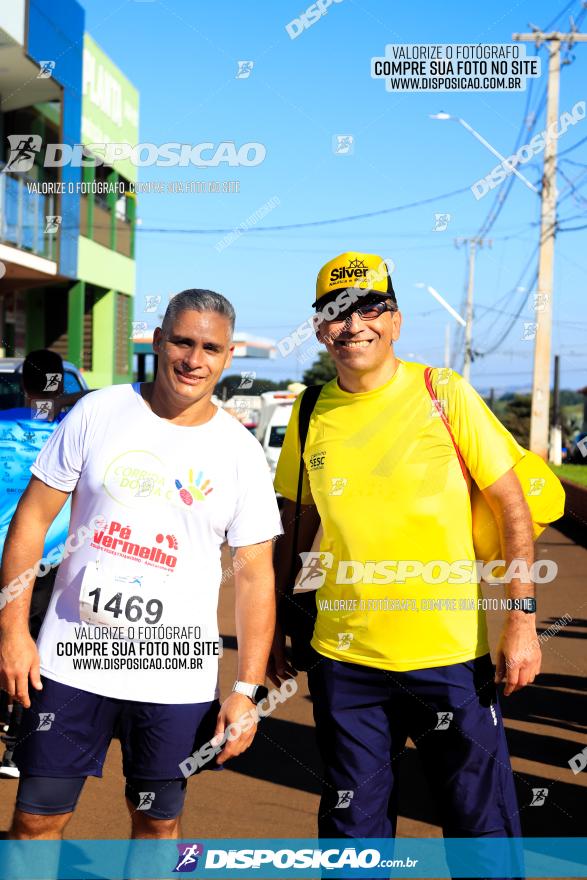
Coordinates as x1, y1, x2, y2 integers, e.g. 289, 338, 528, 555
429, 113, 538, 193
444, 323, 451, 369
414, 283, 464, 368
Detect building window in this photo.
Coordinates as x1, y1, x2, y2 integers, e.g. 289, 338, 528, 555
93, 163, 111, 211
91, 162, 112, 248
83, 287, 94, 372
115, 293, 129, 375
115, 178, 134, 257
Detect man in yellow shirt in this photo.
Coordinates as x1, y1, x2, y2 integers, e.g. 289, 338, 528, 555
271, 252, 540, 842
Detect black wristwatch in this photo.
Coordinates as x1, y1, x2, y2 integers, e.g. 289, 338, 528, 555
511, 598, 537, 614
232, 681, 269, 704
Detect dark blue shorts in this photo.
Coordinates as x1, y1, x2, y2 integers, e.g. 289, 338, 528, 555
307, 652, 521, 840
12, 676, 220, 818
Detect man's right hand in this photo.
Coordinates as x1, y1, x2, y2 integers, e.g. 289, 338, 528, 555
0, 630, 42, 708
266, 622, 297, 688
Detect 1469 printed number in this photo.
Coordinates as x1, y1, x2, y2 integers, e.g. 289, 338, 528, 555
87, 588, 163, 624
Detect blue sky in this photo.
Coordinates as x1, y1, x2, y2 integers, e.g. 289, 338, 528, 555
82, 0, 587, 392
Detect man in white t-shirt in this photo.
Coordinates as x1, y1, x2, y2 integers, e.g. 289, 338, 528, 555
0, 289, 283, 840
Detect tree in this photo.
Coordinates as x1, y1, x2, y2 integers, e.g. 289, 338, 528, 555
559, 390, 583, 406
494, 392, 581, 451
495, 395, 531, 447
302, 351, 337, 385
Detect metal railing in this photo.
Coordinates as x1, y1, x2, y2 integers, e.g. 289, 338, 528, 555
0, 162, 58, 261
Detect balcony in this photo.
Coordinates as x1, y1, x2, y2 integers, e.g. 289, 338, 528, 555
0, 162, 58, 262
79, 193, 133, 258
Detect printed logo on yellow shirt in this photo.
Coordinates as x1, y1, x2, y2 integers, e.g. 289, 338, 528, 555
308, 450, 326, 470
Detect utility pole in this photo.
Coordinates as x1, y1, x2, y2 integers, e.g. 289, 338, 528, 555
550, 354, 562, 465
513, 22, 587, 459
455, 237, 490, 383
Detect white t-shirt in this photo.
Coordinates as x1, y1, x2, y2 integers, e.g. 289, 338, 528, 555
31, 384, 283, 704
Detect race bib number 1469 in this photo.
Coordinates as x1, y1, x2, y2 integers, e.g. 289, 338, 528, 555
79, 564, 163, 627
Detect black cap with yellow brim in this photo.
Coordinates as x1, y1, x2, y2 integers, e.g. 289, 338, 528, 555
312, 251, 396, 309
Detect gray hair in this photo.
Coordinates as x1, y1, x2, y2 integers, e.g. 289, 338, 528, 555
161, 289, 236, 337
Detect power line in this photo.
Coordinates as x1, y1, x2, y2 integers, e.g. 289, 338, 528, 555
557, 132, 587, 159
469, 0, 585, 365
135, 186, 472, 235
474, 269, 539, 357
476, 60, 547, 240
544, 0, 582, 29
558, 220, 587, 231
473, 237, 540, 333
470, 4, 586, 380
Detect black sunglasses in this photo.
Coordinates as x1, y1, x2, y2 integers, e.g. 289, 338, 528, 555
318, 297, 397, 325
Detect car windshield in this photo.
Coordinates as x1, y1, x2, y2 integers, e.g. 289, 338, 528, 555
269, 425, 287, 448
0, 373, 24, 410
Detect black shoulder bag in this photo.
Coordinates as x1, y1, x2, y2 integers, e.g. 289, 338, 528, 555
277, 384, 322, 671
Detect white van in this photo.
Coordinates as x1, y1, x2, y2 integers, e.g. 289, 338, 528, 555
255, 391, 298, 476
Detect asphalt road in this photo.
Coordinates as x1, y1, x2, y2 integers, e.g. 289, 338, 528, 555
1, 525, 585, 841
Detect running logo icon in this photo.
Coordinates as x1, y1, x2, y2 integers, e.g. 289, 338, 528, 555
435, 367, 452, 386
130, 321, 148, 340
4, 135, 42, 173
335, 790, 354, 809
430, 398, 448, 419
337, 632, 354, 651
44, 215, 62, 234
296, 551, 333, 591
145, 295, 161, 313
530, 787, 549, 806
37, 60, 56, 79
37, 712, 55, 731
135, 477, 155, 498
435, 711, 453, 731
33, 400, 53, 421
174, 843, 204, 872
527, 477, 546, 497
137, 791, 155, 811
432, 212, 451, 232
236, 61, 254, 79
43, 372, 62, 392
333, 135, 354, 155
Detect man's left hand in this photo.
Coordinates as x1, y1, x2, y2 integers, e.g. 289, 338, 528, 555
495, 616, 541, 696
213, 692, 258, 765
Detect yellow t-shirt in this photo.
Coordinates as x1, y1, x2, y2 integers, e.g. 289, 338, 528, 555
274, 360, 524, 671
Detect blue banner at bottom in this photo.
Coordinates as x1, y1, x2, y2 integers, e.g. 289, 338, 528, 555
0, 837, 585, 879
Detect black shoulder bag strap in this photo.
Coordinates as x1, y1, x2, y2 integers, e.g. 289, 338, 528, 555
287, 385, 323, 590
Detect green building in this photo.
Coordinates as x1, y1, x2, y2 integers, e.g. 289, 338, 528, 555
69, 33, 139, 387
